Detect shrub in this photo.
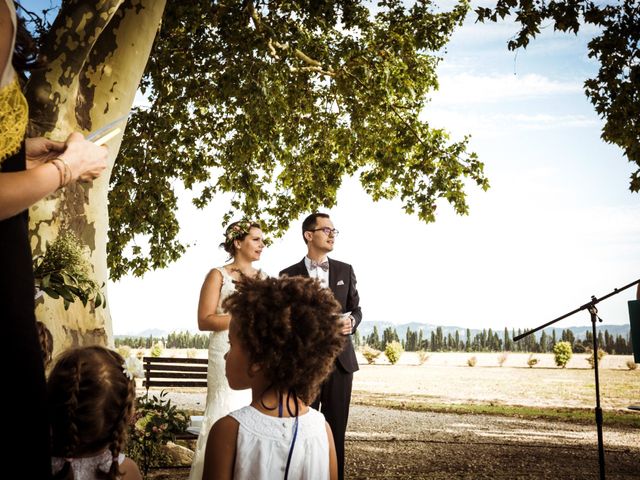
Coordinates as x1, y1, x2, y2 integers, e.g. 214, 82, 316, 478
553, 341, 573, 368
586, 349, 606, 369
417, 350, 430, 365
126, 391, 189, 475
527, 354, 539, 368
361, 345, 382, 365
117, 345, 132, 360
497, 352, 509, 367
627, 359, 638, 370
467, 356, 477, 367
150, 341, 164, 358
384, 341, 404, 365
186, 348, 198, 359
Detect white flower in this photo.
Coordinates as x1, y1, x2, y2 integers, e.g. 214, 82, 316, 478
123, 356, 144, 380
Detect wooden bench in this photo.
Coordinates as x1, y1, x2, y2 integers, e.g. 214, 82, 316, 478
142, 357, 209, 441
142, 356, 208, 393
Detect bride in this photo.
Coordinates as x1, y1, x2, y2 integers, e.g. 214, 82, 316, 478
188, 220, 266, 480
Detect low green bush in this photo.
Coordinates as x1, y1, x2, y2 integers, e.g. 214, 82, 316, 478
417, 350, 430, 365
497, 352, 508, 367
150, 341, 164, 358
384, 341, 404, 365
117, 345, 132, 360
361, 345, 382, 365
586, 349, 606, 368
553, 341, 573, 368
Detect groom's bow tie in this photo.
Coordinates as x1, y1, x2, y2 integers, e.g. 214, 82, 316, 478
310, 260, 329, 272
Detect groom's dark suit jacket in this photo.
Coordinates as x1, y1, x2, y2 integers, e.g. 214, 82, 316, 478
280, 258, 362, 373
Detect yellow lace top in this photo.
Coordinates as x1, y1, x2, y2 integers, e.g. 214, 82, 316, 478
0, 75, 28, 165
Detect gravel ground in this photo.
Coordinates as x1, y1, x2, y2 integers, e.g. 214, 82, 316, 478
345, 405, 639, 479
149, 392, 639, 479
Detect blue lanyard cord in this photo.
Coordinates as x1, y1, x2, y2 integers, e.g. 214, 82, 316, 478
284, 416, 299, 480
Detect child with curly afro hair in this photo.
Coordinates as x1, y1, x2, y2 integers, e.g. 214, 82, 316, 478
202, 275, 346, 480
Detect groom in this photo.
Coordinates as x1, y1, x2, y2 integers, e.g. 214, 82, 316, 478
280, 212, 362, 480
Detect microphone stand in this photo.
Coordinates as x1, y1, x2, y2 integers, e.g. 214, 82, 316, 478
514, 278, 640, 480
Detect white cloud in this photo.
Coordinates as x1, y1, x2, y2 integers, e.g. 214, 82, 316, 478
423, 109, 598, 138
428, 73, 582, 106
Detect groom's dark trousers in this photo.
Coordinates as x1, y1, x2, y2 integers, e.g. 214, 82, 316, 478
280, 258, 362, 480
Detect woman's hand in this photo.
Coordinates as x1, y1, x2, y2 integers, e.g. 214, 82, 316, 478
26, 133, 108, 183
25, 137, 65, 169
58, 132, 108, 182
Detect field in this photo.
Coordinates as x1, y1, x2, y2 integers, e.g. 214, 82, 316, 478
146, 350, 638, 411
352, 352, 638, 411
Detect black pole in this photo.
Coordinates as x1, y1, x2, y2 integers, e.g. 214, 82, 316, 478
588, 304, 605, 480
514, 278, 640, 342
512, 278, 640, 480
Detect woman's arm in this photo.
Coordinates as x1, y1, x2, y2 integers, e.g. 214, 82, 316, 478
0, 134, 108, 220
326, 422, 338, 480
0, 163, 62, 220
202, 415, 239, 480
197, 269, 231, 331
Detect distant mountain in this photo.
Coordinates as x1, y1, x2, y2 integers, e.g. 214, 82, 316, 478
115, 328, 168, 338
356, 321, 631, 341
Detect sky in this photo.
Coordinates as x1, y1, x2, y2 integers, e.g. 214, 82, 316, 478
26, 2, 638, 335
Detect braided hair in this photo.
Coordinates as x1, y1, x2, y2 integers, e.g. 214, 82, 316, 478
35, 321, 53, 370
47, 346, 136, 480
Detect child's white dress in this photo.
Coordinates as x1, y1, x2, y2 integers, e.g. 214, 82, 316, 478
51, 451, 128, 479
229, 405, 330, 480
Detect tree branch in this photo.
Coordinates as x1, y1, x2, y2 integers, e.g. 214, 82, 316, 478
343, 68, 427, 149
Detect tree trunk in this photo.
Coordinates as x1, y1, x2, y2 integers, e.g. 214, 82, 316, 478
25, 0, 167, 355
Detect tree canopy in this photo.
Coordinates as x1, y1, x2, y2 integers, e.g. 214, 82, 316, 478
108, 0, 489, 279
476, 0, 639, 193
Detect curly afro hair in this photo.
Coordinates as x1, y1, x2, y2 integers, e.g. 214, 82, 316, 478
222, 275, 345, 404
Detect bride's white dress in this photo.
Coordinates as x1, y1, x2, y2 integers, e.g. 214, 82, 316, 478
188, 267, 252, 480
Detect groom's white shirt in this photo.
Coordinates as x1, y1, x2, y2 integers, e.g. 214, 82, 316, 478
304, 256, 329, 289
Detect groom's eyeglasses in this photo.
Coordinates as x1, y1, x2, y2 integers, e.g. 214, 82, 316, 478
309, 227, 339, 236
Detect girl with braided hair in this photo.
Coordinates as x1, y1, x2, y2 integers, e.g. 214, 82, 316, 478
47, 346, 142, 480
202, 275, 345, 480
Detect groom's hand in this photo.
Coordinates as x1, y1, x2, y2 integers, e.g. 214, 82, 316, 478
340, 316, 353, 335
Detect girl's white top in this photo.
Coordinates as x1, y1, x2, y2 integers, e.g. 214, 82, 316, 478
51, 451, 126, 480
229, 405, 330, 480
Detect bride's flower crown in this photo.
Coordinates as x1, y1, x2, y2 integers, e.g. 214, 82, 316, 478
226, 221, 253, 241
